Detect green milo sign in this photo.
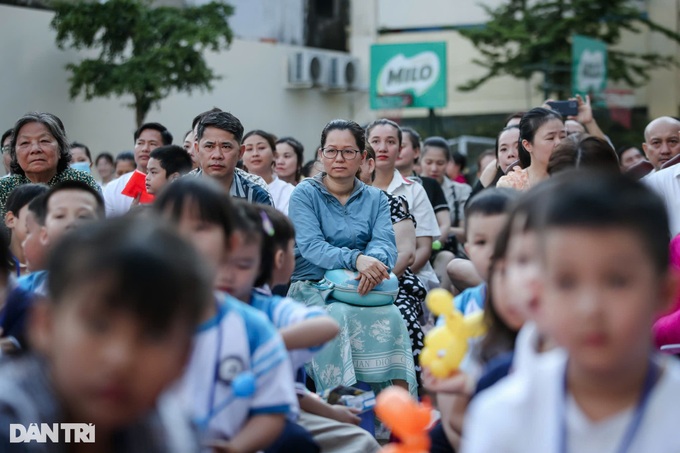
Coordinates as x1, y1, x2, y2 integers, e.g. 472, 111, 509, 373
572, 35, 607, 99
370, 42, 447, 109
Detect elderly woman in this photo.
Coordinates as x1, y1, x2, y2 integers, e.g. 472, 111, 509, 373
0, 112, 100, 218
288, 119, 417, 396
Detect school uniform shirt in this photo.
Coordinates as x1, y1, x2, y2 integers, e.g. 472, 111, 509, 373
455, 283, 486, 316
103, 171, 136, 217
177, 293, 297, 442
250, 288, 327, 371
441, 176, 472, 229
386, 169, 441, 289
16, 270, 48, 297
643, 163, 680, 237
462, 352, 680, 453
267, 175, 295, 215
386, 169, 440, 239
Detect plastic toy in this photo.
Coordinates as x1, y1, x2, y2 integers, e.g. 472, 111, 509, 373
420, 288, 486, 378
375, 386, 432, 453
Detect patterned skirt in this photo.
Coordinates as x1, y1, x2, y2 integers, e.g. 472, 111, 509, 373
288, 280, 418, 396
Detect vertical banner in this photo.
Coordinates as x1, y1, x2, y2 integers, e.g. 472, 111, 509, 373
572, 35, 607, 101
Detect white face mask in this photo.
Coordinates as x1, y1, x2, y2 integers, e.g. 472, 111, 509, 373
70, 162, 91, 173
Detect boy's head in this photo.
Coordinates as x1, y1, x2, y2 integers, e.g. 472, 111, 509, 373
145, 145, 193, 195
464, 188, 518, 281
22, 194, 48, 272
4, 183, 49, 244
114, 151, 136, 177
153, 177, 234, 270
214, 200, 264, 301
537, 170, 678, 373
39, 181, 105, 249
256, 204, 296, 288
30, 216, 211, 431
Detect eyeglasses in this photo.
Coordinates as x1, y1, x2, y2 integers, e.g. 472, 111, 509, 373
321, 148, 361, 160
1, 146, 10, 154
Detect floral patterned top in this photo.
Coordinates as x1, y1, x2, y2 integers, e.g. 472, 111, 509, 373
496, 167, 531, 191
0, 168, 101, 218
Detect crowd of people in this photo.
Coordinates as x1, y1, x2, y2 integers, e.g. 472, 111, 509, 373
0, 96, 678, 452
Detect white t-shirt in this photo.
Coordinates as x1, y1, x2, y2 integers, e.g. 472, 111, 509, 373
103, 171, 135, 217
462, 352, 680, 453
385, 169, 440, 239
643, 164, 680, 237
268, 175, 295, 215
385, 169, 441, 289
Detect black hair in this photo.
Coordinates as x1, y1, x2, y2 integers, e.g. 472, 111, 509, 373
153, 177, 234, 241
615, 144, 645, 161
115, 151, 135, 163
233, 202, 296, 288
134, 122, 173, 146
301, 159, 320, 178
196, 111, 244, 144
421, 136, 450, 161
547, 135, 620, 175
230, 200, 271, 288
42, 180, 106, 220
517, 107, 564, 169
47, 216, 212, 334
538, 170, 670, 272
10, 112, 71, 176
464, 187, 518, 234
27, 193, 48, 227
366, 118, 402, 146
191, 107, 223, 130
321, 119, 366, 151
70, 142, 92, 163
275, 136, 304, 183
5, 184, 50, 218
243, 130, 277, 152
401, 127, 422, 151
4, 184, 49, 244
149, 145, 193, 177
504, 111, 525, 126
1, 128, 12, 146
95, 152, 114, 166
361, 142, 378, 182
451, 151, 467, 170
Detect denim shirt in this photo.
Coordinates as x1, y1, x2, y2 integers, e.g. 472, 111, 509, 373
289, 174, 397, 282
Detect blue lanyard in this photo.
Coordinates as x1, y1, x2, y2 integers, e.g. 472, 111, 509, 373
558, 358, 658, 453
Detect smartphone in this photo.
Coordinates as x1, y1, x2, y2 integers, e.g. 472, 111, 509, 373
546, 100, 578, 117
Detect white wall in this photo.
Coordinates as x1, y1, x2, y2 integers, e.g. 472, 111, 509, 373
0, 4, 362, 162
377, 0, 504, 29
187, 0, 305, 45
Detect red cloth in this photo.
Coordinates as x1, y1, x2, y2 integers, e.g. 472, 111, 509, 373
121, 170, 154, 204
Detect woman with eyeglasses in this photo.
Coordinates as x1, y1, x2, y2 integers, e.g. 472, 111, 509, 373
287, 119, 417, 397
